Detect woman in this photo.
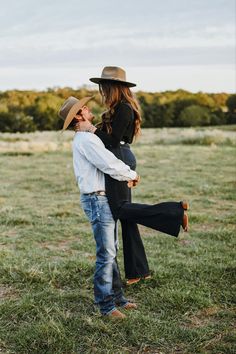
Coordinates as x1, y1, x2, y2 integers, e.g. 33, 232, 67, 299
77, 66, 189, 284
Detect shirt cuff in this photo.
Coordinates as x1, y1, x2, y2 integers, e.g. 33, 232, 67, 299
129, 170, 137, 180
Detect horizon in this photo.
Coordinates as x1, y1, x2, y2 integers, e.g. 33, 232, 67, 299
0, 84, 233, 95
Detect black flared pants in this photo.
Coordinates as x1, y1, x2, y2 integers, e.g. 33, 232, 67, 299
105, 145, 148, 279
118, 201, 184, 238
105, 144, 184, 279
120, 189, 150, 279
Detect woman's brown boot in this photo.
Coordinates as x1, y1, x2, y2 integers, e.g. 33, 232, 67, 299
182, 212, 189, 232
181, 201, 189, 210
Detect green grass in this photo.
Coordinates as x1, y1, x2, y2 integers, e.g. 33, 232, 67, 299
0, 128, 236, 353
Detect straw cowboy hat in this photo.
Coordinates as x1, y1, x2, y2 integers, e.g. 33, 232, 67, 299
90, 66, 136, 87
58, 96, 93, 130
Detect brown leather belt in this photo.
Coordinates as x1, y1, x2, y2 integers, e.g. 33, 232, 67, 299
85, 191, 106, 196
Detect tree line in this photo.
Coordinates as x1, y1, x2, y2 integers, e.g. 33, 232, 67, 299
0, 87, 235, 132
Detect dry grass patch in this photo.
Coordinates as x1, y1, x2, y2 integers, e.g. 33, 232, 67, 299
0, 285, 20, 301
185, 306, 221, 328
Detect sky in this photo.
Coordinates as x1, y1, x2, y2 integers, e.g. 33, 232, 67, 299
0, 0, 235, 92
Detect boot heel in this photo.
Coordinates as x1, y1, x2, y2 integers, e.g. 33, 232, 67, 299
181, 201, 189, 210
182, 213, 189, 232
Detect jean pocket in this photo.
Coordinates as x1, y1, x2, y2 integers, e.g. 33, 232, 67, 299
81, 200, 93, 222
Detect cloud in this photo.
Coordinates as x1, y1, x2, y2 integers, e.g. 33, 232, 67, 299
0, 0, 235, 90
0, 22, 234, 68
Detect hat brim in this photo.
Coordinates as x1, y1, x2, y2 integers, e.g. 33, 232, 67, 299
89, 77, 136, 87
62, 96, 93, 131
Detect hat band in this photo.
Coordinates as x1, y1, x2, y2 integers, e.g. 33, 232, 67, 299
102, 77, 124, 81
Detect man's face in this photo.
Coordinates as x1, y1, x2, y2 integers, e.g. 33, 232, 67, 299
75, 106, 94, 122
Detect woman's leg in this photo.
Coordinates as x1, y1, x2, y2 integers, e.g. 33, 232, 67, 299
120, 145, 150, 279
121, 219, 150, 278
120, 184, 150, 279
119, 201, 184, 237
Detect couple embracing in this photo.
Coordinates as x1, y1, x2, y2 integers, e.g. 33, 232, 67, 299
58, 66, 189, 319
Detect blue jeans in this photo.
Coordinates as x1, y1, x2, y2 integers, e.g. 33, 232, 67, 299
80, 193, 128, 315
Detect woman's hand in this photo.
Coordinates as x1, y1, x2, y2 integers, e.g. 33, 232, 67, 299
74, 122, 81, 132
74, 118, 97, 133
127, 175, 140, 188
79, 119, 93, 132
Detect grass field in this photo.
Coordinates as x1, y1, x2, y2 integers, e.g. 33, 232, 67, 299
0, 127, 236, 354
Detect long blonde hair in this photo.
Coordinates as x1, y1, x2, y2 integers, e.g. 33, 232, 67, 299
98, 82, 142, 139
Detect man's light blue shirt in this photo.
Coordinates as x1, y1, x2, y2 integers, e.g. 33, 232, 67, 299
72, 132, 137, 194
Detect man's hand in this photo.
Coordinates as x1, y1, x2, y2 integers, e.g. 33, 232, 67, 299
127, 175, 141, 188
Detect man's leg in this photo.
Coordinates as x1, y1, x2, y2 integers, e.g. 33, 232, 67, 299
80, 194, 126, 315
112, 222, 129, 307
92, 218, 117, 315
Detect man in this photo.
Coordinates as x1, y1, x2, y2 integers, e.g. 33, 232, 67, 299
59, 96, 139, 319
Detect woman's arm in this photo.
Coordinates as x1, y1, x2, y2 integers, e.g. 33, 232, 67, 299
95, 103, 134, 147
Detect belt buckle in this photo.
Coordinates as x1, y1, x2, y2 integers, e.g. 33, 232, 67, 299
96, 191, 106, 196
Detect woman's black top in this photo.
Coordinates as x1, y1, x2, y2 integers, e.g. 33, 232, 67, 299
94, 101, 136, 219
94, 101, 135, 148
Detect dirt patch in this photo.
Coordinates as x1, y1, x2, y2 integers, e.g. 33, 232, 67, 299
49, 211, 77, 218
0, 285, 19, 301
0, 243, 10, 250
40, 238, 79, 251
183, 306, 221, 328
2, 229, 19, 238
178, 239, 192, 246
83, 252, 96, 261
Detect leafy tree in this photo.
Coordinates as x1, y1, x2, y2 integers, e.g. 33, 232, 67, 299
0, 88, 232, 131
138, 95, 164, 127
210, 109, 227, 125
210, 93, 229, 108
27, 94, 64, 130
195, 92, 216, 108
0, 112, 36, 132
178, 105, 211, 126
226, 94, 236, 112
172, 99, 199, 126
226, 94, 236, 124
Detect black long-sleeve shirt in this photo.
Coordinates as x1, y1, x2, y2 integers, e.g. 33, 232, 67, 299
94, 101, 135, 148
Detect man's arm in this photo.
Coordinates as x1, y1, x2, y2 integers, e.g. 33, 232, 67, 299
78, 134, 137, 181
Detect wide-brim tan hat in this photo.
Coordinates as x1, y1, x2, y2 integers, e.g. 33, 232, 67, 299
58, 96, 93, 131
90, 66, 136, 87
